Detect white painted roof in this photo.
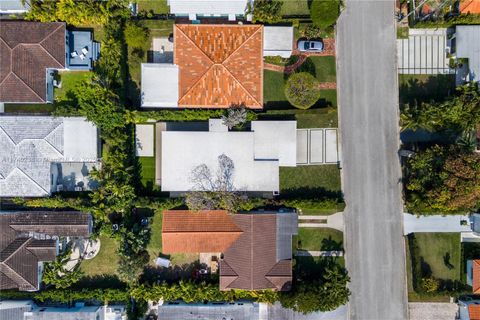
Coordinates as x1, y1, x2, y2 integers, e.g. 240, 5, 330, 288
0, 116, 98, 197
161, 120, 298, 193
263, 26, 294, 58
162, 131, 279, 192
456, 25, 480, 82
167, 0, 249, 15
141, 63, 179, 107
251, 120, 296, 166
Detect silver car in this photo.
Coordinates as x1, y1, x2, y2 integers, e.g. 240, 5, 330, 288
298, 40, 324, 52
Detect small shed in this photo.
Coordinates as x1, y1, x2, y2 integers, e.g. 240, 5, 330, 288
263, 26, 294, 58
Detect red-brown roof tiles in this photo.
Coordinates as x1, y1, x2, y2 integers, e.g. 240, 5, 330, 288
174, 24, 263, 109
470, 304, 480, 320
460, 0, 480, 14
0, 21, 65, 103
220, 214, 292, 291
473, 259, 480, 293
162, 210, 243, 253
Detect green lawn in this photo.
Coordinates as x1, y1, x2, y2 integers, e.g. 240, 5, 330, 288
143, 19, 174, 37
263, 70, 338, 127
297, 228, 343, 251
139, 156, 155, 186
406, 233, 462, 301
399, 74, 455, 105
80, 235, 119, 276
137, 0, 170, 13
4, 103, 55, 114
279, 0, 310, 15
55, 71, 93, 102
146, 210, 163, 260
304, 56, 337, 83
280, 165, 342, 197
415, 233, 461, 281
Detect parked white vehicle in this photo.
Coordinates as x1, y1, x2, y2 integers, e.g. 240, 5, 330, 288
297, 40, 324, 52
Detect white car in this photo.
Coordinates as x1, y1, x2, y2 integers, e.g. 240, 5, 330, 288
298, 40, 324, 52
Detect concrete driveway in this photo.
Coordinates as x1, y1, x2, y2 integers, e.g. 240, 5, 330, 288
403, 213, 471, 235
337, 1, 408, 319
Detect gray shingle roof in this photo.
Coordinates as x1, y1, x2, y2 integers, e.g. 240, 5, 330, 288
0, 116, 98, 197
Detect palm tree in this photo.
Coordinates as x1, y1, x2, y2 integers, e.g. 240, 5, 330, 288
456, 130, 477, 153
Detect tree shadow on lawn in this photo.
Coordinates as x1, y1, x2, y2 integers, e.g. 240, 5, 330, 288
73, 274, 127, 289
279, 187, 343, 201
294, 255, 345, 282
321, 236, 343, 251
141, 260, 213, 284
399, 75, 455, 106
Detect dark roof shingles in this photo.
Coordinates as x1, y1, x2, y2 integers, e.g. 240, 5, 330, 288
0, 21, 65, 103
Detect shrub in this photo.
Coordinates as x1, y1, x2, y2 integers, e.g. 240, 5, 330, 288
248, 0, 282, 24
284, 72, 321, 109
124, 21, 150, 52
222, 106, 248, 129
310, 0, 341, 29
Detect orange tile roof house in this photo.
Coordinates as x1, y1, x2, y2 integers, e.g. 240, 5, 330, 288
162, 210, 243, 253
460, 0, 480, 14
162, 210, 298, 291
141, 24, 263, 109
470, 259, 480, 293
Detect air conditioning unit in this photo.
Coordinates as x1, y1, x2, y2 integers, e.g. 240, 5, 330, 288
56, 185, 64, 192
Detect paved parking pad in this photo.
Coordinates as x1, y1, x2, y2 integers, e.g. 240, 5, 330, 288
296, 128, 338, 165
397, 28, 453, 75
135, 124, 154, 157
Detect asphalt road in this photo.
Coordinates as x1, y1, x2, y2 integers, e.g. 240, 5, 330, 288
336, 1, 409, 320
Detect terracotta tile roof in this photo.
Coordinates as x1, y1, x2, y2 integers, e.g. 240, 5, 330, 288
174, 24, 263, 109
460, 0, 480, 13
0, 21, 65, 103
0, 211, 91, 291
473, 259, 480, 293
469, 304, 480, 320
219, 214, 293, 291
162, 210, 243, 253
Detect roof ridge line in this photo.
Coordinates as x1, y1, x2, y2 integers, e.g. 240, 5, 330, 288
222, 27, 263, 107
222, 65, 261, 107
223, 26, 262, 65
2, 238, 31, 263
39, 24, 66, 67
175, 25, 214, 64
0, 259, 37, 290
0, 37, 12, 50
21, 43, 64, 69
0, 126, 16, 146
9, 71, 45, 102
10, 167, 50, 195
42, 123, 65, 156
178, 63, 215, 104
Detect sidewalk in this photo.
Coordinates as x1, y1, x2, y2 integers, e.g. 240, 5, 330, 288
298, 212, 344, 232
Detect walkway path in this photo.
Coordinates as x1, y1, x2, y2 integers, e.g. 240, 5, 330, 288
298, 212, 344, 232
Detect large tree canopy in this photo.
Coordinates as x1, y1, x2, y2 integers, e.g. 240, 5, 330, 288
405, 145, 480, 214
401, 83, 480, 132
310, 0, 341, 29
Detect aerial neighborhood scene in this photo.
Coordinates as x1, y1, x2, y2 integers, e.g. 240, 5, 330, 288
0, 0, 479, 319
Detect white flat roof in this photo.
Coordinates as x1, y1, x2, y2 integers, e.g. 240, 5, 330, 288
263, 26, 294, 58
141, 63, 179, 108
251, 120, 297, 166
167, 0, 249, 15
456, 25, 480, 82
63, 118, 98, 161
162, 131, 279, 192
